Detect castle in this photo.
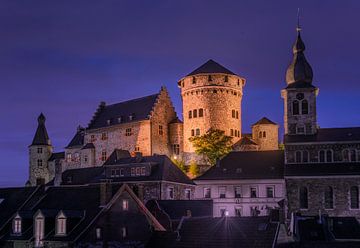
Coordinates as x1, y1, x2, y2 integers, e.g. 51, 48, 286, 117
27, 59, 279, 186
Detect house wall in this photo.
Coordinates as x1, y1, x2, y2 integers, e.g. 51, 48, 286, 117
194, 179, 285, 217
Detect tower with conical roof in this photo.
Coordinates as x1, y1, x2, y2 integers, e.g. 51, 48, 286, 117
28, 113, 53, 186
281, 24, 319, 136
178, 59, 246, 163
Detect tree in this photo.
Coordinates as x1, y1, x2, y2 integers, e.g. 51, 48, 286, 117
189, 129, 233, 166
188, 161, 200, 178
171, 158, 187, 174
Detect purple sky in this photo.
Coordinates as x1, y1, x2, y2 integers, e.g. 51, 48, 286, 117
1, 0, 360, 186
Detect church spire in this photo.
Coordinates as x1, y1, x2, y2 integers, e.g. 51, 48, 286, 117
30, 113, 51, 146
285, 11, 313, 86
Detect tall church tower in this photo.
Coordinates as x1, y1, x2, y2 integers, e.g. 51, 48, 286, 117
178, 59, 245, 163
281, 26, 319, 135
28, 113, 53, 186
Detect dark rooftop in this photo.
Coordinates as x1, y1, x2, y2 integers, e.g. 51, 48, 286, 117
48, 152, 65, 161
66, 127, 85, 148
252, 117, 277, 126
30, 113, 50, 146
186, 59, 237, 77
195, 150, 284, 180
81, 143, 95, 150
87, 93, 160, 130
284, 127, 360, 143
285, 162, 360, 177
233, 136, 258, 147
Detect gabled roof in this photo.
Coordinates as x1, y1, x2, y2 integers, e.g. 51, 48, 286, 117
186, 59, 237, 77
66, 127, 85, 148
30, 113, 50, 146
233, 136, 258, 146
252, 117, 277, 126
48, 152, 65, 161
87, 93, 160, 130
284, 127, 360, 143
195, 150, 284, 180
81, 143, 95, 150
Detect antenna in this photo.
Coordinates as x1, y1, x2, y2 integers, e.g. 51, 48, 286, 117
296, 8, 302, 32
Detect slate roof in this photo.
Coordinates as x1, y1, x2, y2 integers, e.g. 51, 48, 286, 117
81, 143, 95, 149
195, 150, 284, 180
186, 59, 237, 77
154, 200, 213, 220
30, 113, 50, 146
233, 136, 258, 146
87, 93, 160, 130
285, 163, 360, 177
252, 117, 277, 126
66, 127, 85, 148
48, 152, 65, 161
284, 127, 360, 143
61, 167, 105, 185
148, 216, 279, 248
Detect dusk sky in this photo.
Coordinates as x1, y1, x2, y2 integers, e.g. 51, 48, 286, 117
1, 0, 360, 186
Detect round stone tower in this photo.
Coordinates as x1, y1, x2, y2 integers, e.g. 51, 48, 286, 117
178, 59, 245, 163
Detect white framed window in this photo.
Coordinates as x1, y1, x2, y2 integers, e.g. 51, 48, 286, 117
34, 214, 44, 247
250, 187, 257, 198
266, 186, 275, 198
13, 215, 22, 234
96, 227, 102, 239
122, 199, 129, 211
185, 189, 191, 200
204, 187, 211, 198
219, 186, 226, 198
235, 186, 241, 198
168, 187, 174, 199
319, 149, 333, 163
56, 213, 66, 236
343, 149, 357, 162
66, 153, 72, 162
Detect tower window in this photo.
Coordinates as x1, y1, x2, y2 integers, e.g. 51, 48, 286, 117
301, 100, 309, 114
158, 125, 163, 135
193, 109, 197, 118
259, 131, 262, 138
90, 135, 96, 142
292, 100, 300, 115
208, 75, 212, 81
188, 110, 192, 119
125, 128, 132, 136
262, 131, 266, 138
192, 77, 196, 84
224, 76, 228, 82
236, 111, 239, 119
37, 148, 43, 154
232, 110, 235, 118
296, 124, 305, 134
37, 159, 43, 167
300, 187, 308, 209
199, 108, 204, 117
172, 144, 180, 155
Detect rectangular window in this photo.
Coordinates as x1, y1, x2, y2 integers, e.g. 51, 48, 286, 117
37, 148, 43, 154
84, 155, 88, 163
185, 189, 191, 200
96, 228, 102, 239
219, 187, 226, 198
235, 186, 241, 198
250, 187, 257, 198
125, 128, 132, 136
195, 128, 200, 136
13, 218, 21, 234
101, 150, 107, 162
134, 146, 140, 152
193, 109, 197, 118
266, 186, 274, 198
191, 129, 195, 136
101, 132, 108, 140
230, 129, 234, 136
168, 187, 174, 199
158, 125, 163, 135
111, 169, 117, 178
121, 227, 127, 238
120, 168, 124, 177
199, 108, 204, 117
37, 159, 43, 167
66, 153, 72, 162
90, 135, 96, 142
56, 217, 66, 235
131, 167, 135, 176
204, 188, 211, 198
136, 167, 141, 176
172, 144, 180, 155
220, 208, 227, 217
235, 208, 242, 217
34, 217, 44, 247
188, 111, 192, 119
122, 199, 129, 211
236, 111, 239, 119
232, 110, 235, 118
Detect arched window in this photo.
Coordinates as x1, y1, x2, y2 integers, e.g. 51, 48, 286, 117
262, 131, 266, 138
303, 150, 309, 163
295, 151, 302, 163
188, 110, 192, 119
350, 186, 359, 209
299, 187, 308, 209
326, 150, 333, 162
343, 149, 357, 162
319, 150, 325, 163
259, 131, 262, 138
292, 100, 300, 115
301, 100, 309, 114
324, 186, 334, 209
193, 109, 197, 118
199, 108, 204, 117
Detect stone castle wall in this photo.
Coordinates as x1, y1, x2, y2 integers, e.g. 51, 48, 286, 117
179, 74, 245, 156
29, 145, 52, 185
252, 124, 279, 151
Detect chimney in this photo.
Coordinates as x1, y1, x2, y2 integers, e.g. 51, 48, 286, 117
100, 180, 112, 206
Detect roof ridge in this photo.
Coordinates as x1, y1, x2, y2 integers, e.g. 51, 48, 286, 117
106, 93, 159, 107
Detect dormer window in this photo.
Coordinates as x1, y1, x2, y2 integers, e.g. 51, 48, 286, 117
96, 227, 102, 239
129, 113, 136, 121
122, 199, 129, 211
56, 212, 66, 236
106, 119, 111, 125
13, 215, 22, 235
34, 213, 44, 247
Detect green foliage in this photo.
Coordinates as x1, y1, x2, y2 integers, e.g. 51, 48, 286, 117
189, 161, 200, 177
171, 158, 187, 174
278, 143, 285, 150
189, 129, 233, 166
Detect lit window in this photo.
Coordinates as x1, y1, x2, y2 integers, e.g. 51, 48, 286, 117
37, 159, 43, 167
101, 150, 107, 162
96, 227, 102, 239
204, 188, 211, 198
125, 128, 132, 136
250, 187, 257, 198
185, 189, 191, 200
37, 148, 43, 154
350, 186, 359, 209
300, 187, 308, 209
158, 125, 163, 135
324, 186, 334, 209
121, 227, 127, 238
56, 215, 66, 235
101, 132, 108, 140
129, 113, 135, 121
266, 186, 274, 198
34, 215, 44, 247
106, 119, 111, 125
66, 153, 72, 162
118, 117, 122, 123
122, 199, 129, 211
13, 216, 21, 234
219, 187, 226, 198
199, 108, 204, 117
193, 109, 197, 118
74, 153, 80, 162
168, 187, 174, 199
235, 186, 241, 198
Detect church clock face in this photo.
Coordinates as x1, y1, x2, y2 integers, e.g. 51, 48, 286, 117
296, 93, 304, 100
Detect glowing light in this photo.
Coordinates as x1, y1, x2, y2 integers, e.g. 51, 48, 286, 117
225, 210, 229, 216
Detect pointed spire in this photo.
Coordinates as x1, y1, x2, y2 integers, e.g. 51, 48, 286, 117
30, 113, 51, 146
285, 12, 313, 86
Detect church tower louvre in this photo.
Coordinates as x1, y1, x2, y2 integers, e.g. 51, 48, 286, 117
28, 113, 53, 186
178, 59, 245, 163
281, 25, 319, 136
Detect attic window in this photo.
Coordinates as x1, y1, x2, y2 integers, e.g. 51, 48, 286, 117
118, 117, 123, 123
129, 113, 136, 121
96, 227, 102, 239
106, 119, 111, 125
56, 214, 66, 236
122, 199, 129, 211
13, 216, 22, 234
